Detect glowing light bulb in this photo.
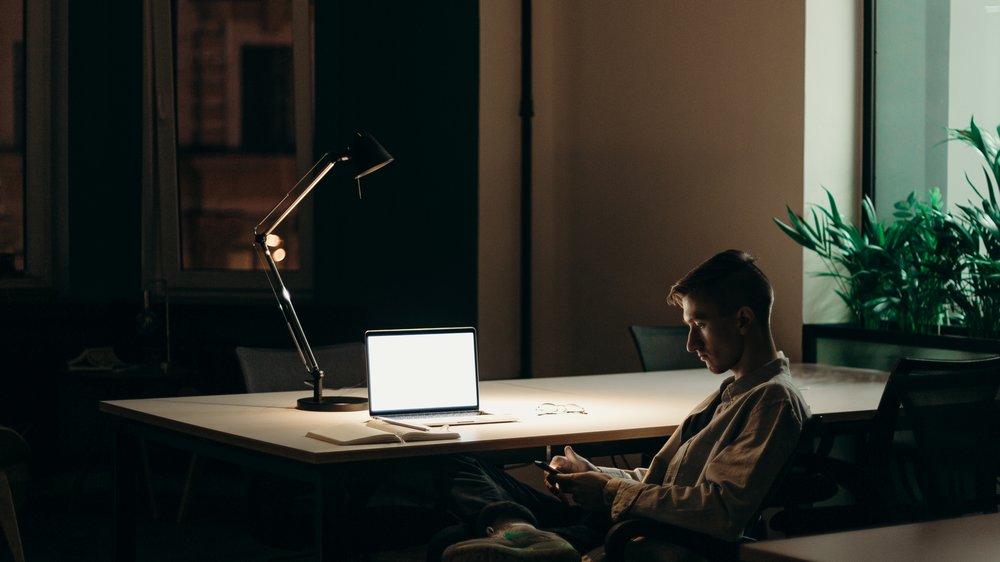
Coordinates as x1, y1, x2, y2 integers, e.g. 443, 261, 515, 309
273, 248, 287, 262
265, 234, 282, 247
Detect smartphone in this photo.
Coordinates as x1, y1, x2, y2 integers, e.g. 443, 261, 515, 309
533, 460, 561, 475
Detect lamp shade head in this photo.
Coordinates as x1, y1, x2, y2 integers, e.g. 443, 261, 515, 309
348, 132, 394, 179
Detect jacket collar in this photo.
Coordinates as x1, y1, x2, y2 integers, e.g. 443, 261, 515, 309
720, 352, 788, 402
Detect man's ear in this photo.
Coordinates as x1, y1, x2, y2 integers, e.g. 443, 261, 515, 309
736, 306, 755, 334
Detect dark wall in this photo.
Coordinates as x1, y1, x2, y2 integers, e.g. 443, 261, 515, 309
314, 0, 479, 330
0, 1, 479, 470
0, 0, 146, 466
67, 0, 143, 300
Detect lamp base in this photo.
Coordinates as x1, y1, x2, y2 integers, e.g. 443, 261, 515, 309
297, 395, 368, 412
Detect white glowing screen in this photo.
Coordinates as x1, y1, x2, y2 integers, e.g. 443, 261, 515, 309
366, 330, 479, 413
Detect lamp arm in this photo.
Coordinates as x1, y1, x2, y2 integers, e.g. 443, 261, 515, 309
253, 238, 326, 399
253, 152, 347, 402
255, 152, 348, 237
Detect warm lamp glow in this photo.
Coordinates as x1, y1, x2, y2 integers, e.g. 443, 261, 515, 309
265, 234, 282, 247
272, 248, 287, 262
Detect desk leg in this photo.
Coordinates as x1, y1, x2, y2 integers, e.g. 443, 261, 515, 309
112, 426, 138, 562
314, 473, 334, 562
315, 471, 362, 562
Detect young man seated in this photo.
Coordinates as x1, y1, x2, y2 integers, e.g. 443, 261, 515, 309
432, 249, 811, 562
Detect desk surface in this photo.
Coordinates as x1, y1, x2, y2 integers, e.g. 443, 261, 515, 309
740, 512, 1000, 562
100, 363, 886, 465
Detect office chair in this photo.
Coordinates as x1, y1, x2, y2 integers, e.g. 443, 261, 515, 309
891, 355, 1000, 519
0, 426, 28, 562
769, 362, 910, 535
236, 342, 368, 393
628, 325, 704, 371
177, 343, 368, 523
602, 416, 824, 562
772, 355, 1000, 536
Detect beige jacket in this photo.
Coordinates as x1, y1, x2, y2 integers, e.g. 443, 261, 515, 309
601, 354, 809, 540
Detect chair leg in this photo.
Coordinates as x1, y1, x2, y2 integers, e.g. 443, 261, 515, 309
0, 470, 26, 562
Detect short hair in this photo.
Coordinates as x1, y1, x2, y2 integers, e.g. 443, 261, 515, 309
667, 249, 774, 328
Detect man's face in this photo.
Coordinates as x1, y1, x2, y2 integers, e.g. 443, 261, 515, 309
681, 293, 744, 374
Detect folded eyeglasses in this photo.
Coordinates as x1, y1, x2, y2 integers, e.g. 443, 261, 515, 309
536, 402, 588, 416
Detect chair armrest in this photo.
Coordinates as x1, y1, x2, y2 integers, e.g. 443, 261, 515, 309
604, 519, 740, 562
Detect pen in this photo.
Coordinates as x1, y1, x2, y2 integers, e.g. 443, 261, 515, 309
374, 417, 431, 432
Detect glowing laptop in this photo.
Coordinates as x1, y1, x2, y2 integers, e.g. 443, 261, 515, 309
365, 327, 517, 426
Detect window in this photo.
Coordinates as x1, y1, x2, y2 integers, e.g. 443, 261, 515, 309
0, 0, 53, 290
0, 1, 24, 277
869, 0, 1000, 218
147, 0, 314, 293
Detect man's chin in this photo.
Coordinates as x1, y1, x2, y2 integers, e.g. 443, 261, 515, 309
703, 361, 728, 374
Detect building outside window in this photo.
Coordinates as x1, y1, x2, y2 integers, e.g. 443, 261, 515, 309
148, 0, 314, 293
0, 0, 25, 277
0, 0, 53, 291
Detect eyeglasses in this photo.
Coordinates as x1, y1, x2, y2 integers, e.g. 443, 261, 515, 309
536, 402, 588, 416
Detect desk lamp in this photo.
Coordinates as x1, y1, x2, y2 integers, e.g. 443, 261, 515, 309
254, 132, 393, 411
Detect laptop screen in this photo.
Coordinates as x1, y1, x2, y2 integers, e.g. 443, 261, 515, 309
366, 327, 480, 415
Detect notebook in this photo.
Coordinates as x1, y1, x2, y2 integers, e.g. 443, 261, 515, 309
365, 327, 517, 426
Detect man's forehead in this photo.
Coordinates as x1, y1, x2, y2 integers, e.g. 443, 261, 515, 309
681, 294, 720, 319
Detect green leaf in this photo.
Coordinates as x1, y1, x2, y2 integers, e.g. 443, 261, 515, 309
968, 115, 988, 154
787, 209, 822, 248
823, 189, 843, 227
965, 171, 986, 200
773, 217, 814, 250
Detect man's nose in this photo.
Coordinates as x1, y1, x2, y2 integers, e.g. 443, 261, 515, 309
686, 331, 700, 352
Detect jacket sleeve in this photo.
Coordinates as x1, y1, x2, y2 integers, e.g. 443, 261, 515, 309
602, 395, 804, 540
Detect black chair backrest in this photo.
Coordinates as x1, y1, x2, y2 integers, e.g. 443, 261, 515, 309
749, 414, 825, 537
889, 355, 1000, 518
235, 342, 367, 393
629, 325, 704, 371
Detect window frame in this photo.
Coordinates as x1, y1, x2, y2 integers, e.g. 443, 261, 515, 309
144, 0, 315, 298
861, 0, 875, 207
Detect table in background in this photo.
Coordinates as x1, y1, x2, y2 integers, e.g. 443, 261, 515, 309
101, 363, 888, 561
739, 512, 1000, 561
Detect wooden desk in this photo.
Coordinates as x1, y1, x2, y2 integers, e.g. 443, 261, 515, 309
740, 512, 1000, 561
101, 363, 886, 561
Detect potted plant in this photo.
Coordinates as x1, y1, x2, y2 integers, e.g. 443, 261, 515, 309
948, 117, 1000, 338
775, 187, 979, 334
774, 117, 1000, 366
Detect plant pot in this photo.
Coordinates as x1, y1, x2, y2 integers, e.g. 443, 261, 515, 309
802, 323, 1000, 372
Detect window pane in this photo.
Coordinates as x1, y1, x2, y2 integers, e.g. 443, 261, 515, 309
944, 0, 1000, 210
175, 0, 303, 271
873, 0, 1000, 218
0, 0, 24, 277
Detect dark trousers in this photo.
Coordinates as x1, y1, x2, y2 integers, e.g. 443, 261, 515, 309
428, 455, 611, 558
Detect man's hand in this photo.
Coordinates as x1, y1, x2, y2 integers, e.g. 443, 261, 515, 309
543, 445, 600, 500
550, 445, 598, 474
545, 445, 610, 505
551, 471, 611, 507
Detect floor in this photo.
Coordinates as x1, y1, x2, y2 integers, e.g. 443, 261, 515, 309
0, 445, 430, 562
2, 455, 308, 562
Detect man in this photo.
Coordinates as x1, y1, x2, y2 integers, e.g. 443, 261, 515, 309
434, 250, 810, 561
